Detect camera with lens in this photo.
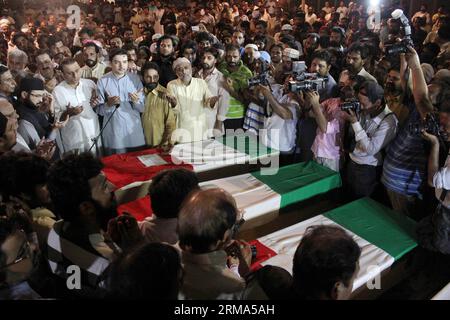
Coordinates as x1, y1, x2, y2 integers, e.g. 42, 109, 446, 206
408, 113, 447, 139
248, 73, 270, 87
384, 9, 414, 56
288, 77, 328, 93
247, 58, 270, 88
291, 60, 319, 81
385, 38, 413, 56
340, 101, 361, 114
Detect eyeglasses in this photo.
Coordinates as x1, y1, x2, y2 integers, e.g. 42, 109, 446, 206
0, 237, 32, 270
29, 93, 46, 99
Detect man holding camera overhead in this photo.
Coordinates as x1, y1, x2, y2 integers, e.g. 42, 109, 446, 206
344, 81, 398, 199
382, 47, 443, 220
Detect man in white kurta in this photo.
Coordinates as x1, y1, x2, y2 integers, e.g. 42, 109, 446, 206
167, 58, 218, 143
53, 60, 100, 155
196, 48, 230, 135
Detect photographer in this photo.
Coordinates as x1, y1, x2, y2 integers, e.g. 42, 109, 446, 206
344, 81, 398, 199
177, 188, 249, 300
382, 47, 442, 219
257, 78, 299, 165
417, 100, 450, 254
309, 50, 337, 102
306, 85, 356, 172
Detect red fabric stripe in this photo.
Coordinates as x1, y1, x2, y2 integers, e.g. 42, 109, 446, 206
249, 239, 278, 272
101, 148, 193, 189
117, 195, 152, 221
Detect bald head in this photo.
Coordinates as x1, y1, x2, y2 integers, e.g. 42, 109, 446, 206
178, 188, 238, 253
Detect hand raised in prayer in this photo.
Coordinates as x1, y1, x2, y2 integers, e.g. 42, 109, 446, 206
90, 89, 100, 107
52, 116, 70, 130
128, 88, 143, 104
107, 213, 143, 249
67, 104, 83, 117
107, 95, 121, 107
35, 139, 56, 161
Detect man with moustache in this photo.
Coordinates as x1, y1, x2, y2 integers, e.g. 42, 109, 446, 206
167, 57, 219, 143
218, 44, 253, 130
80, 42, 107, 83
345, 42, 378, 83
196, 47, 230, 135
384, 66, 409, 126
141, 62, 176, 148
152, 35, 177, 88
53, 58, 100, 155
0, 66, 17, 104
34, 50, 64, 93
15, 78, 61, 151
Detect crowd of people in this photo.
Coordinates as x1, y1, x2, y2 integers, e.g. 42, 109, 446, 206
0, 0, 449, 300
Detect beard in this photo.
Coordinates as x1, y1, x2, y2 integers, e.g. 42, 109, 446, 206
85, 59, 97, 68
145, 82, 158, 91
92, 196, 118, 231
24, 98, 39, 110
201, 63, 213, 70
385, 82, 402, 96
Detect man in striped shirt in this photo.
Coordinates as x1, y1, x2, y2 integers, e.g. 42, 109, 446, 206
382, 47, 437, 220
46, 153, 122, 296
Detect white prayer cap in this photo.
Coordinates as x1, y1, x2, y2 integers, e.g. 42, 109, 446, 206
152, 33, 163, 41
0, 18, 10, 26
244, 44, 258, 51
281, 24, 293, 31
283, 48, 300, 59
173, 57, 191, 70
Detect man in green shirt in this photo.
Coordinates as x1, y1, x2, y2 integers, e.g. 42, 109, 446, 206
141, 62, 176, 148
218, 44, 253, 131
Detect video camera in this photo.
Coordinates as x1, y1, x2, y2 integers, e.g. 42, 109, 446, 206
340, 101, 361, 114
247, 58, 271, 87
288, 78, 328, 92
287, 60, 328, 92
385, 9, 414, 56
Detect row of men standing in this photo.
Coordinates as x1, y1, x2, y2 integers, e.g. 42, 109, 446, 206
7, 45, 227, 157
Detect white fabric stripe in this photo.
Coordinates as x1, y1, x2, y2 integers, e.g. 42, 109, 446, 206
47, 227, 111, 276
432, 282, 450, 300
200, 173, 281, 230
171, 139, 250, 173
258, 215, 395, 292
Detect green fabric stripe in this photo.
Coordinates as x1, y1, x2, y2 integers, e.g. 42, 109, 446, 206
251, 161, 342, 207
220, 134, 275, 159
226, 98, 245, 118
324, 198, 418, 260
